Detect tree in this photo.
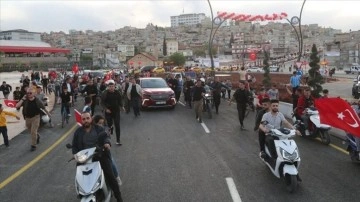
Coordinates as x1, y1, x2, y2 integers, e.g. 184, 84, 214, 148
169, 52, 186, 66
229, 32, 234, 48
262, 51, 271, 88
307, 44, 324, 98
163, 35, 167, 56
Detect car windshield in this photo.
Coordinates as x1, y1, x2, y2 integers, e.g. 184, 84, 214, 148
141, 79, 168, 88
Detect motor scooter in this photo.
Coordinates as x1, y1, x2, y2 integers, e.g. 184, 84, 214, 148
66, 144, 112, 202
292, 107, 331, 145
261, 121, 301, 193
345, 133, 360, 163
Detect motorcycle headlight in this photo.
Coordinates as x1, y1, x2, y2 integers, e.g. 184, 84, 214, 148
75, 153, 88, 163
281, 148, 299, 161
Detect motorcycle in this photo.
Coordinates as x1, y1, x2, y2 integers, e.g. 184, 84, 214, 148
261, 121, 301, 193
292, 107, 331, 145
203, 93, 213, 119
66, 144, 113, 202
345, 133, 360, 163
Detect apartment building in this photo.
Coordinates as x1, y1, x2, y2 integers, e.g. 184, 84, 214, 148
171, 13, 206, 27
0, 29, 41, 41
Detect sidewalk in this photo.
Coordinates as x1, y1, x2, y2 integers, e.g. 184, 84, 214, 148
0, 89, 56, 146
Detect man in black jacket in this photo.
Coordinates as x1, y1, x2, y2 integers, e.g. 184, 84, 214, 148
211, 77, 229, 114
72, 112, 123, 202
0, 81, 12, 99
229, 80, 251, 130
101, 81, 124, 145
81, 79, 98, 116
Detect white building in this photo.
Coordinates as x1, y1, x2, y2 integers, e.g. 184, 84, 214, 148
0, 29, 41, 41
170, 13, 206, 27
117, 45, 135, 57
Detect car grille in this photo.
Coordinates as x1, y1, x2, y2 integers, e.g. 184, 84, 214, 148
151, 94, 168, 100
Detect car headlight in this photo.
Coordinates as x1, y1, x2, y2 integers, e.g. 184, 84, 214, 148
280, 148, 299, 161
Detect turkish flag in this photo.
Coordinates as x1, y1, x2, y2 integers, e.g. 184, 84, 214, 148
4, 99, 18, 108
315, 98, 360, 137
74, 109, 82, 126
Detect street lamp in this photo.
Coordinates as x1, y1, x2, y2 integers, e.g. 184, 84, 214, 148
207, 0, 227, 76
286, 0, 306, 63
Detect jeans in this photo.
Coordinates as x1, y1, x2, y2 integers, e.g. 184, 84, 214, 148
213, 93, 221, 113
258, 130, 266, 152
105, 110, 121, 142
111, 155, 119, 177
265, 135, 278, 158
236, 103, 246, 126
301, 114, 309, 129
0, 126, 9, 146
131, 97, 140, 116
227, 89, 231, 99
175, 90, 181, 102
93, 151, 123, 201
61, 103, 70, 115
55, 85, 61, 97
123, 96, 130, 113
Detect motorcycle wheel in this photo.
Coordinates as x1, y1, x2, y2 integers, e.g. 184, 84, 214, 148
318, 130, 331, 145
284, 174, 298, 193
206, 103, 212, 119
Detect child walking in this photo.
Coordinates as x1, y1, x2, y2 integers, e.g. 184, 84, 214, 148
0, 104, 20, 147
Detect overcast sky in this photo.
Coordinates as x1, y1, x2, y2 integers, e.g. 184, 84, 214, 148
1, 0, 359, 33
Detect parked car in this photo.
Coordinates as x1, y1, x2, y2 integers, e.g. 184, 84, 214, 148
269, 66, 280, 72
344, 66, 360, 74
152, 67, 165, 74
246, 67, 264, 73
352, 78, 360, 99
139, 77, 176, 109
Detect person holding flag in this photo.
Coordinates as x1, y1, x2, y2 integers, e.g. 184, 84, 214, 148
0, 103, 20, 147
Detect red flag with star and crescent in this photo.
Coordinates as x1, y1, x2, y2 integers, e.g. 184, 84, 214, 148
4, 99, 18, 108
315, 98, 360, 137
74, 109, 82, 126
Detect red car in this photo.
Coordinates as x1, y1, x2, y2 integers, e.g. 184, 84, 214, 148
139, 77, 176, 109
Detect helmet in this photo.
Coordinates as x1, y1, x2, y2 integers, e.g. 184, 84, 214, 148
41, 115, 50, 123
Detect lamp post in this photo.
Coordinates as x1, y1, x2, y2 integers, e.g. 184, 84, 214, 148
286, 0, 306, 63
207, 0, 227, 76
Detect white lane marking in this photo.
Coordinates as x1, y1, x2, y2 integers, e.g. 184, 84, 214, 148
201, 122, 210, 133
178, 101, 186, 106
226, 177, 242, 202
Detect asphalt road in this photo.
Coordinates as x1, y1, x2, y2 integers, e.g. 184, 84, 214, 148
0, 98, 360, 202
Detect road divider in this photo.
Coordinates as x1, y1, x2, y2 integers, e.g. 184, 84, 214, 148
201, 122, 210, 133
226, 177, 242, 202
0, 124, 78, 190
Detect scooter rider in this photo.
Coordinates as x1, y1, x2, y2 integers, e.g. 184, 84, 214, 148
296, 88, 314, 136
254, 98, 271, 158
71, 112, 123, 202
259, 99, 299, 158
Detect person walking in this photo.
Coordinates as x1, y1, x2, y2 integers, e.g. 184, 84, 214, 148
175, 75, 182, 102
127, 77, 142, 117
13, 87, 22, 101
0, 104, 21, 147
41, 75, 49, 94
81, 79, 98, 116
267, 84, 279, 100
192, 79, 206, 123
229, 81, 252, 130
183, 76, 195, 108
121, 76, 131, 114
101, 81, 124, 145
211, 77, 229, 114
15, 88, 51, 151
290, 71, 301, 94
0, 81, 12, 99
226, 79, 232, 100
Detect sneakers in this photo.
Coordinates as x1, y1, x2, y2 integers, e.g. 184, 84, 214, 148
116, 176, 122, 186
116, 142, 122, 146
305, 130, 310, 136
67, 114, 71, 117
198, 118, 202, 123
30, 145, 37, 151
240, 125, 245, 130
